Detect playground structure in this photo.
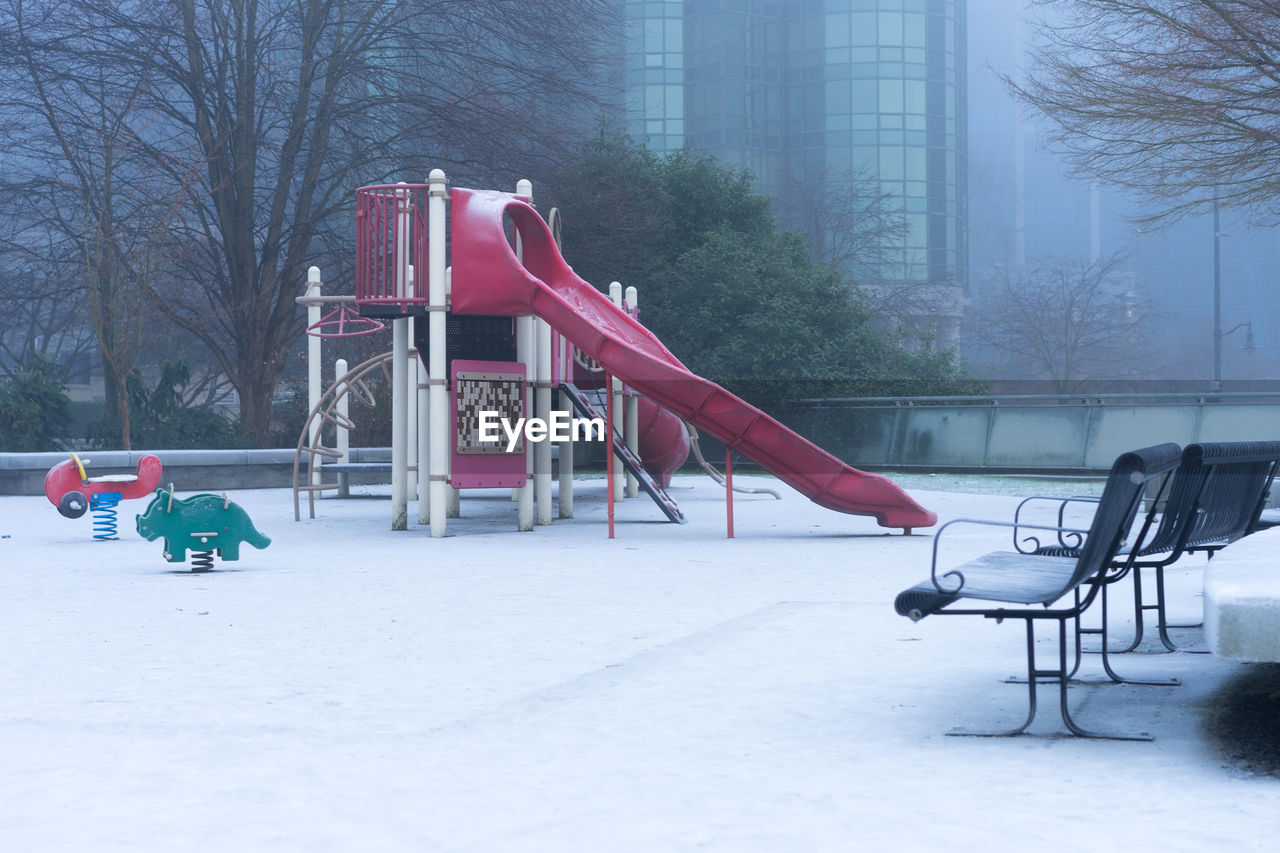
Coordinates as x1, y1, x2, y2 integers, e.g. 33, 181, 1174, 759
44, 453, 164, 539
136, 486, 271, 572
293, 172, 937, 537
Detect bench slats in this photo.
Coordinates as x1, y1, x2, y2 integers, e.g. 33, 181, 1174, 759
896, 552, 1080, 620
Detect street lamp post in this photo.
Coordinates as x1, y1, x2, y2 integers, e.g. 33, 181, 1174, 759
1215, 321, 1257, 392
1212, 196, 1222, 391
1211, 196, 1259, 391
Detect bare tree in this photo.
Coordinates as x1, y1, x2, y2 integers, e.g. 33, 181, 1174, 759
0, 0, 616, 445
0, 257, 96, 377
969, 253, 1153, 392
776, 166, 910, 280
1012, 0, 1280, 223
81, 176, 196, 448
0, 3, 207, 447
774, 165, 966, 345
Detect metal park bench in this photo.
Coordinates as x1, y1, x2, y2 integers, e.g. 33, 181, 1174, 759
894, 443, 1182, 740
1012, 441, 1280, 662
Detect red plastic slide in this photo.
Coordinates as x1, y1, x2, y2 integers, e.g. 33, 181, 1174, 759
449, 188, 937, 531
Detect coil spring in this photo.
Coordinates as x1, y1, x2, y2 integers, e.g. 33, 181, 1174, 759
90, 492, 122, 540
191, 550, 215, 572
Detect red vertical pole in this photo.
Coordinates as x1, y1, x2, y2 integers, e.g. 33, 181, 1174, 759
725, 447, 734, 539
605, 373, 616, 539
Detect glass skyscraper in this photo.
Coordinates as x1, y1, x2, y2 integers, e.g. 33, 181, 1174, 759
622, 0, 968, 320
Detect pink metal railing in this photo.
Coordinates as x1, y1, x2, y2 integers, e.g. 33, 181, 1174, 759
354, 184, 430, 313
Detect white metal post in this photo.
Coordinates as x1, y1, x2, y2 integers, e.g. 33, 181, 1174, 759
335, 358, 350, 462
558, 333, 574, 518
535, 316, 553, 525
558, 387, 574, 517
307, 266, 322, 487
428, 170, 449, 538
335, 358, 350, 497
624, 285, 640, 498
390, 185, 411, 530
417, 351, 431, 525
405, 269, 418, 502
407, 346, 419, 501
515, 179, 535, 531
391, 317, 408, 530
444, 266, 460, 519
516, 321, 534, 527
609, 281, 626, 498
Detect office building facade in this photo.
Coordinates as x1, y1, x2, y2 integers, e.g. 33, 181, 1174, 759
621, 0, 968, 324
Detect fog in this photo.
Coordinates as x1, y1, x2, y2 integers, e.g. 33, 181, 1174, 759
964, 0, 1280, 387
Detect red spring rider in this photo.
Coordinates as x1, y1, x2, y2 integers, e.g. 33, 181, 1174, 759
44, 453, 163, 539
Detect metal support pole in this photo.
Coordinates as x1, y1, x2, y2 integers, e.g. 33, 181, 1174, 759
516, 316, 535, 528
1212, 194, 1223, 392
536, 316, 553, 524
534, 228, 553, 523
390, 185, 411, 530
307, 267, 322, 487
444, 266, 460, 520
515, 179, 535, 531
558, 381, 575, 518
726, 448, 735, 539
606, 372, 616, 539
624, 285, 640, 499
609, 281, 626, 499
406, 343, 418, 501
335, 358, 350, 498
428, 170, 449, 537
417, 350, 430, 524
391, 316, 408, 530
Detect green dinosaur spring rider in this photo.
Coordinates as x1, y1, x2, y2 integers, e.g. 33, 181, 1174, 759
136, 485, 271, 572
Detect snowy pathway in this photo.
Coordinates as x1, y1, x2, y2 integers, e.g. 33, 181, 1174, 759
0, 477, 1275, 851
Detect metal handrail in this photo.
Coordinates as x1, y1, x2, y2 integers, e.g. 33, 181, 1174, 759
795, 390, 1280, 407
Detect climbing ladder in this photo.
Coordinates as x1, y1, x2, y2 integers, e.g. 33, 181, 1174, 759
561, 382, 685, 524
292, 351, 398, 520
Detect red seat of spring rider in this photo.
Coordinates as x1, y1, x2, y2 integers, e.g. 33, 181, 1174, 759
44, 453, 164, 519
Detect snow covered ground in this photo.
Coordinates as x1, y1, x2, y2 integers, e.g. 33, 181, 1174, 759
1, 473, 1276, 851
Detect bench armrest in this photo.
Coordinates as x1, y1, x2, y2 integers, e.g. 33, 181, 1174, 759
932, 517, 1091, 595
1012, 495, 1101, 553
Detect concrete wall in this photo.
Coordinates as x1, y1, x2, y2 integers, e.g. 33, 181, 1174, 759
0, 448, 393, 496
7, 397, 1280, 495
792, 398, 1280, 473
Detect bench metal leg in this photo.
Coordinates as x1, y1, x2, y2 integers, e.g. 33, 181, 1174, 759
951, 620, 1041, 738
1074, 574, 1195, 669
1084, 563, 1207, 657
1007, 603, 1084, 683
1125, 568, 1149, 651
1103, 565, 1209, 655
1151, 566, 1210, 654
1096, 582, 1181, 686
1007, 585, 1179, 687
953, 618, 1154, 741
1077, 569, 1145, 654
1067, 610, 1084, 680
1054, 619, 1153, 741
